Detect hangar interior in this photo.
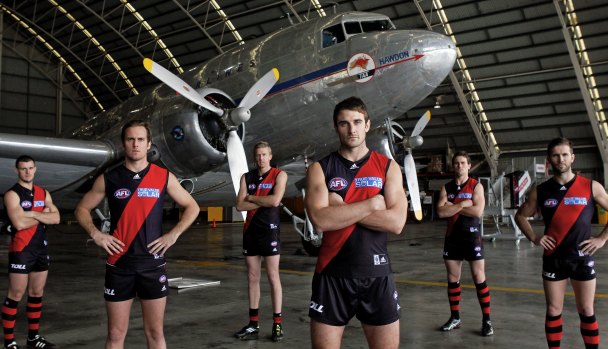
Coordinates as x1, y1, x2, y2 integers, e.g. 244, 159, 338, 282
1, 0, 607, 185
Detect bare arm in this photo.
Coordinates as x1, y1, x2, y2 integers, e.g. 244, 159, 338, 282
4, 191, 39, 230
459, 182, 485, 218
147, 172, 199, 256
514, 186, 555, 250
236, 174, 258, 211
304, 162, 384, 232
24, 190, 60, 225
246, 171, 288, 208
436, 186, 472, 219
75, 175, 125, 255
579, 180, 608, 255
357, 161, 407, 235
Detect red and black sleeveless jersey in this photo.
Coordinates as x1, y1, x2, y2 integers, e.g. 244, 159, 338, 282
244, 167, 282, 233
6, 183, 47, 253
444, 178, 481, 238
316, 150, 392, 278
537, 175, 595, 258
104, 163, 168, 269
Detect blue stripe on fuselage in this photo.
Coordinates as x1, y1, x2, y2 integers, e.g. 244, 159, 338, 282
269, 61, 348, 95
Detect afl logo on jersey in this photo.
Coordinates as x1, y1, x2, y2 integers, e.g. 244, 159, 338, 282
114, 188, 131, 199
329, 177, 348, 191
248, 184, 257, 190
447, 194, 455, 200
544, 198, 558, 207
21, 201, 32, 208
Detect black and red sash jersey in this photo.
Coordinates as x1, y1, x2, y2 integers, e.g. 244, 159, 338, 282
104, 163, 168, 269
444, 178, 481, 238
316, 150, 392, 278
537, 175, 595, 258
244, 167, 282, 233
6, 183, 47, 253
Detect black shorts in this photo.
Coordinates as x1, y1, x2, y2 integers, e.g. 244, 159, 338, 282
309, 273, 400, 326
443, 233, 484, 261
243, 228, 281, 256
542, 256, 596, 281
104, 264, 169, 302
8, 249, 50, 274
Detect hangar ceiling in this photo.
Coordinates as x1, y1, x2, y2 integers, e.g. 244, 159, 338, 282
1, 0, 607, 177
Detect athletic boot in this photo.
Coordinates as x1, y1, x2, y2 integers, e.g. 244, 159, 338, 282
234, 324, 259, 340
481, 320, 494, 336
26, 335, 55, 348
440, 316, 462, 331
4, 341, 19, 349
271, 323, 284, 342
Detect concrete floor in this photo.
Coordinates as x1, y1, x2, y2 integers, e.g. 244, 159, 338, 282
2, 219, 608, 348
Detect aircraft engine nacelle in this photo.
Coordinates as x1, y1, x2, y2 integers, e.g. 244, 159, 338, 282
151, 91, 241, 178
366, 120, 406, 163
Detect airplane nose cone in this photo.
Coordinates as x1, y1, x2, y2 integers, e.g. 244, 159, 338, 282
414, 32, 457, 87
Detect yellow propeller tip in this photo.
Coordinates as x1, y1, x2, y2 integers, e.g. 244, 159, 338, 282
143, 58, 153, 72
272, 68, 280, 81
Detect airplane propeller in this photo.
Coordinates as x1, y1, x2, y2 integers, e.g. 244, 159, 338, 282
402, 110, 431, 221
143, 58, 280, 203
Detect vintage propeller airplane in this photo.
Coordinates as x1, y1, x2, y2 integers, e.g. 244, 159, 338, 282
0, 11, 456, 251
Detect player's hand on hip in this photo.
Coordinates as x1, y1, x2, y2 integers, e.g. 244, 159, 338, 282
537, 235, 556, 251
579, 238, 606, 256
148, 233, 178, 256
93, 231, 124, 255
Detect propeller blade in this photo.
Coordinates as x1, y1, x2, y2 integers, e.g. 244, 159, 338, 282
226, 130, 248, 220
143, 58, 224, 116
411, 110, 431, 137
238, 68, 280, 109
403, 152, 423, 221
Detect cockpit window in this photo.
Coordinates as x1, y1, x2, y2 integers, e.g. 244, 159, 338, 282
344, 22, 362, 35
361, 20, 392, 32
322, 24, 345, 48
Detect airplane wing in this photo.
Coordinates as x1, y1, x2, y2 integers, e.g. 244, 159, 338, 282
0, 133, 115, 206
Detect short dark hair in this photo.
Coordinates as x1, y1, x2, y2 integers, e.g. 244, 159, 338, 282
333, 96, 369, 127
121, 120, 151, 142
547, 137, 573, 156
15, 155, 35, 168
452, 150, 471, 165
253, 141, 272, 157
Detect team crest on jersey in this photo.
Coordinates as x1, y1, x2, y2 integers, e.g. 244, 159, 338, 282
33, 200, 45, 207
355, 177, 383, 189
20, 201, 32, 208
544, 198, 558, 207
137, 188, 160, 198
329, 177, 348, 191
114, 189, 131, 199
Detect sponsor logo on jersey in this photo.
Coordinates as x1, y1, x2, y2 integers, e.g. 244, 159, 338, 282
350, 163, 359, 170
114, 188, 131, 199
21, 201, 32, 208
248, 184, 257, 190
159, 275, 167, 283
310, 301, 324, 313
104, 288, 116, 296
10, 264, 26, 270
355, 176, 383, 189
161, 285, 167, 292
33, 200, 45, 208
560, 186, 567, 191
457, 193, 473, 199
328, 177, 348, 191
137, 188, 160, 198
373, 254, 388, 265
544, 198, 558, 207
563, 197, 587, 205
259, 183, 273, 189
